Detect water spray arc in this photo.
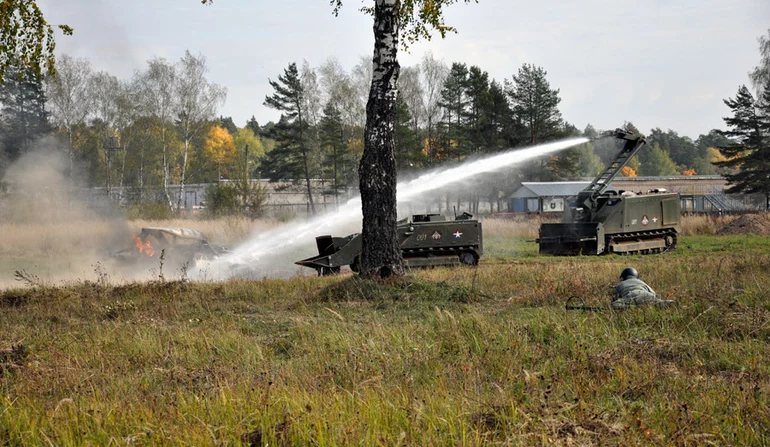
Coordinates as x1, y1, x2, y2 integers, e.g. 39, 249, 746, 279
197, 137, 590, 280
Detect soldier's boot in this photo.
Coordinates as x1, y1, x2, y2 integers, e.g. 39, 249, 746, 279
611, 299, 632, 310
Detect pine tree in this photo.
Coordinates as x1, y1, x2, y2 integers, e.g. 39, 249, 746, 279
260, 115, 309, 182
462, 65, 491, 155
506, 64, 562, 144
394, 95, 423, 172
437, 62, 468, 160
263, 62, 317, 214
716, 84, 770, 209
318, 102, 355, 207
648, 127, 698, 170
546, 149, 580, 180
485, 80, 513, 151
217, 116, 237, 135
0, 66, 51, 161
246, 115, 261, 137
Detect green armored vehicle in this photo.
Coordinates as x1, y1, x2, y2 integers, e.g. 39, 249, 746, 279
296, 212, 483, 275
537, 129, 681, 255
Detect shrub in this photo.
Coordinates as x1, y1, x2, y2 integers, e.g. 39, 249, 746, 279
204, 184, 240, 217
126, 201, 172, 220
204, 181, 267, 218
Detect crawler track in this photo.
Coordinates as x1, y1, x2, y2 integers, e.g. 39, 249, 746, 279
606, 229, 678, 255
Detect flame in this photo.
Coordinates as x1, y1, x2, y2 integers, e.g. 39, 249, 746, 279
132, 234, 156, 257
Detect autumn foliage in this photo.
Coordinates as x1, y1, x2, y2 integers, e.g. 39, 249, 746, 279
621, 166, 637, 177
204, 126, 236, 177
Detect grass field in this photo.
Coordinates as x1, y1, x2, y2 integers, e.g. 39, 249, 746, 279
1, 215, 769, 445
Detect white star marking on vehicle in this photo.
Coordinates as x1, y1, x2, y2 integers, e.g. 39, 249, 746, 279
453, 230, 463, 238
652, 216, 658, 223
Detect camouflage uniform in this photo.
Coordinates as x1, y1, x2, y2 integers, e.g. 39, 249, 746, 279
612, 277, 668, 309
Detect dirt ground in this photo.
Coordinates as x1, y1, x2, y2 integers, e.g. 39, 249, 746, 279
717, 212, 770, 235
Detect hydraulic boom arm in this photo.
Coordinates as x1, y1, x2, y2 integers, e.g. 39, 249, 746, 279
573, 129, 647, 216
584, 129, 647, 198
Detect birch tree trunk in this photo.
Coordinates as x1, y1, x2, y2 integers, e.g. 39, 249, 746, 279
177, 125, 190, 213
161, 125, 173, 211
358, 0, 403, 278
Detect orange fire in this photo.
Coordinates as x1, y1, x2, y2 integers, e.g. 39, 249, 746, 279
132, 234, 156, 257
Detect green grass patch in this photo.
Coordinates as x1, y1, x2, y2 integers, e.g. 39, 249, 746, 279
2, 234, 770, 445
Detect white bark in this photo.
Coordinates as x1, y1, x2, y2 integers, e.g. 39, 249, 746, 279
45, 54, 94, 182
359, 0, 403, 277
175, 50, 226, 213
420, 52, 449, 160
135, 57, 176, 210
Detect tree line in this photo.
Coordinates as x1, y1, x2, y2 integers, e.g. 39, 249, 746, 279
0, 49, 759, 217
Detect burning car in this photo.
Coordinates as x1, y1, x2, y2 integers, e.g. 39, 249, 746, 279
112, 227, 227, 267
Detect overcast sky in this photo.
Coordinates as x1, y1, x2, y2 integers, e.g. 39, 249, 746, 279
38, 0, 769, 140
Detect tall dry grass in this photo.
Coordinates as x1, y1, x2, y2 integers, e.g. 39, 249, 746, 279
679, 213, 738, 236
0, 217, 281, 259
2, 242, 770, 445
0, 213, 742, 261
480, 215, 544, 240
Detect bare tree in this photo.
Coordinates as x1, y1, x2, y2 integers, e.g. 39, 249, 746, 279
398, 65, 424, 131
420, 52, 449, 163
749, 28, 770, 95
300, 60, 322, 128
319, 58, 361, 130
350, 54, 373, 128
45, 54, 93, 180
113, 79, 139, 202
175, 50, 226, 213
90, 71, 121, 193
135, 57, 176, 210
300, 60, 325, 209
319, 58, 348, 106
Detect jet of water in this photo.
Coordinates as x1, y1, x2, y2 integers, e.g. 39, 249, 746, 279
195, 137, 589, 280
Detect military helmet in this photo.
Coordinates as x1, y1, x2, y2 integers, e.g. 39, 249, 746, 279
620, 267, 639, 280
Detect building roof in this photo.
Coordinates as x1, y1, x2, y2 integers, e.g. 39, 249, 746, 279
510, 182, 616, 199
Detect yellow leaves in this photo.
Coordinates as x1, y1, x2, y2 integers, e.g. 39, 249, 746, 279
621, 166, 637, 177
422, 137, 448, 160
0, 0, 64, 80
708, 146, 730, 163
682, 168, 696, 176
204, 125, 236, 167
348, 136, 364, 158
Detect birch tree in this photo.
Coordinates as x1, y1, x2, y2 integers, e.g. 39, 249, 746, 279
135, 57, 176, 210
90, 71, 121, 193
749, 28, 770, 94
350, 55, 373, 128
330, 0, 477, 278
420, 52, 449, 163
45, 54, 93, 179
113, 79, 139, 202
398, 65, 424, 133
174, 50, 226, 212
200, 0, 476, 277
319, 57, 359, 125
0, 0, 72, 81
